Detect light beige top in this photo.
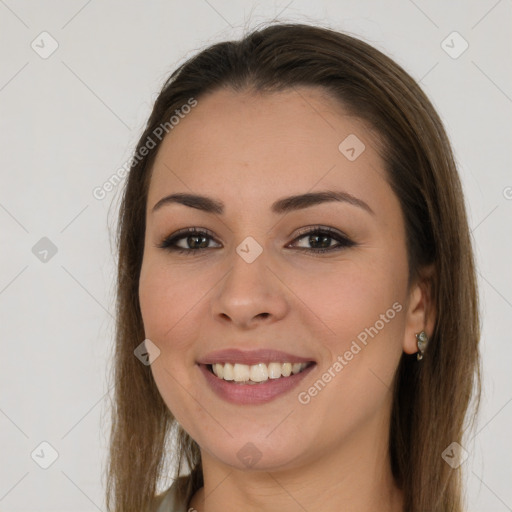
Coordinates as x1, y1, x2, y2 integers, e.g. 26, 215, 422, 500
153, 478, 190, 512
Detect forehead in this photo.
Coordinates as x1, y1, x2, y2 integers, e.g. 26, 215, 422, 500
147, 86, 391, 214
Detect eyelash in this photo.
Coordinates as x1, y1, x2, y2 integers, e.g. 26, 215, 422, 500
157, 225, 356, 256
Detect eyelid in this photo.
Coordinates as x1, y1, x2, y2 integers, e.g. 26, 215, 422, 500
289, 224, 350, 241
155, 227, 220, 250
165, 226, 216, 239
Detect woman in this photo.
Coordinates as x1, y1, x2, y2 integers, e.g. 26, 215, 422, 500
106, 23, 481, 512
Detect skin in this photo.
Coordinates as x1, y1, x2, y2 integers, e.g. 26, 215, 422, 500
138, 86, 435, 512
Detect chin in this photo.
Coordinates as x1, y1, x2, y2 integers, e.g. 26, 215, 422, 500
193, 426, 312, 473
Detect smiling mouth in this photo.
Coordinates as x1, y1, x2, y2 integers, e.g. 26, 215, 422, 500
207, 361, 315, 384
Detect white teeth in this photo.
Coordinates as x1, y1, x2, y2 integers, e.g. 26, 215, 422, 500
250, 363, 268, 382
292, 363, 303, 375
213, 363, 224, 379
210, 361, 309, 383
281, 362, 292, 377
223, 363, 234, 381
233, 363, 250, 382
268, 362, 282, 379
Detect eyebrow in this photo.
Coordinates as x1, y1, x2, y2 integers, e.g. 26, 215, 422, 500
151, 190, 374, 216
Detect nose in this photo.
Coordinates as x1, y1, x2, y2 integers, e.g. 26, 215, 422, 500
210, 245, 289, 329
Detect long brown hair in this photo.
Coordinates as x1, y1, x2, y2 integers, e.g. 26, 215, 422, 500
106, 23, 481, 512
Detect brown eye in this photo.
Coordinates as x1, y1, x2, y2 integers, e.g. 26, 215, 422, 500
158, 228, 221, 255
289, 226, 356, 254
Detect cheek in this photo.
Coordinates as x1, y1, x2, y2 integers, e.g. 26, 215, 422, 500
289, 250, 408, 413
139, 259, 206, 353
290, 255, 406, 347
139, 260, 205, 425
139, 267, 173, 343
287, 261, 406, 449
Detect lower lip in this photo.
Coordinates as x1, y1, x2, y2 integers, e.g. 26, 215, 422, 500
198, 363, 315, 405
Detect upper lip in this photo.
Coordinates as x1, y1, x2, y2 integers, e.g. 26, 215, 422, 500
197, 348, 315, 366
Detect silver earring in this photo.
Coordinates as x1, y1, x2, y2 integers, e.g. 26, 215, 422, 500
415, 331, 428, 360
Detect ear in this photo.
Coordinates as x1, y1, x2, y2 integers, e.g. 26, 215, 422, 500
402, 264, 436, 355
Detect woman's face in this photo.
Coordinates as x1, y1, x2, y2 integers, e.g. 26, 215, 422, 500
139, 86, 421, 471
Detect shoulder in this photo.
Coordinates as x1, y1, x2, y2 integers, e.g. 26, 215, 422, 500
152, 477, 191, 512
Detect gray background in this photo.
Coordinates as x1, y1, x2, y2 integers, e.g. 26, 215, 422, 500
1, 0, 511, 510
